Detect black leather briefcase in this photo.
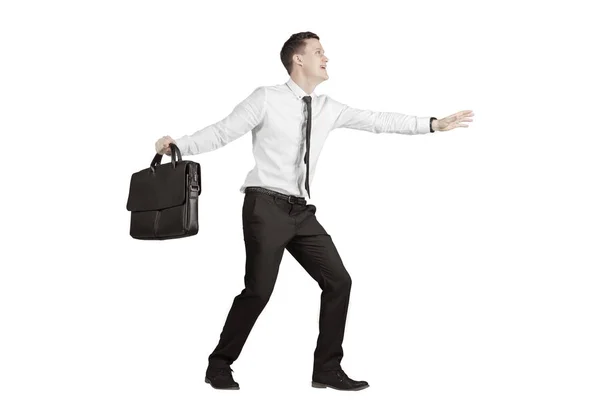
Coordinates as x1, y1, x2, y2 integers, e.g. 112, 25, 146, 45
126, 143, 201, 240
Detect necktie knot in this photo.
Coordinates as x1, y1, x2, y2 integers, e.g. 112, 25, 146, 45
302, 95, 312, 104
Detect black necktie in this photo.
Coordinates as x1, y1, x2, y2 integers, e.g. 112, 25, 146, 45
302, 95, 312, 198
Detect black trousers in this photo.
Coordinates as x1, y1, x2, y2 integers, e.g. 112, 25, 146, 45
207, 189, 352, 373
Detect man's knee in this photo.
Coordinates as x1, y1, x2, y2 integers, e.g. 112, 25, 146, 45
330, 269, 352, 292
245, 283, 275, 306
256, 289, 273, 306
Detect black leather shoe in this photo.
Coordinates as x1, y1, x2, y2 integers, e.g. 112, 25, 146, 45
312, 368, 369, 391
205, 366, 240, 390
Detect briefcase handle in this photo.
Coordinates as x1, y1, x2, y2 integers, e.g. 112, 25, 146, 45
150, 143, 182, 173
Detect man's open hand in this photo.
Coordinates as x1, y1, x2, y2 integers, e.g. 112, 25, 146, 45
433, 110, 474, 131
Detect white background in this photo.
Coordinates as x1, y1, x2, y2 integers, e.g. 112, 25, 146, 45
2, 0, 599, 399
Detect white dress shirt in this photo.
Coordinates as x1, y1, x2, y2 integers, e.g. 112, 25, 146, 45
173, 77, 434, 198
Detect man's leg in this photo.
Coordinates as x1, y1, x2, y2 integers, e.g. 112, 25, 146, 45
208, 192, 295, 368
285, 204, 352, 374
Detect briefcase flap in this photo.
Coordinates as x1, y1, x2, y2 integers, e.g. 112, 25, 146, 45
126, 161, 196, 212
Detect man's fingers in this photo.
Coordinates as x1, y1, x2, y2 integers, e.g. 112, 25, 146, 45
155, 136, 174, 155
450, 110, 473, 119
442, 110, 473, 123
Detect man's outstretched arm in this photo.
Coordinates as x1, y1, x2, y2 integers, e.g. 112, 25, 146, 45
327, 95, 473, 134
155, 86, 267, 156
327, 95, 434, 135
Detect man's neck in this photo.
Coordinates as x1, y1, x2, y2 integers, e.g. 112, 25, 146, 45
290, 73, 318, 96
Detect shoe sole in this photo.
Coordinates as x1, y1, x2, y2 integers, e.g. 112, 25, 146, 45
312, 381, 370, 391
205, 377, 240, 390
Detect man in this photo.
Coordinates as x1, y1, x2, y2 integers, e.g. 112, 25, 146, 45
155, 31, 474, 391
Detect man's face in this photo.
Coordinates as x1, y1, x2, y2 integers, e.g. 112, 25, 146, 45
299, 39, 329, 82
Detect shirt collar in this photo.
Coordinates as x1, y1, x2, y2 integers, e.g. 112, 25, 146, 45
285, 77, 316, 100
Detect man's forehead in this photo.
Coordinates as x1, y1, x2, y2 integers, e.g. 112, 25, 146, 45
307, 41, 325, 52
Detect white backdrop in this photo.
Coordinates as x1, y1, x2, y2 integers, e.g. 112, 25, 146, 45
2, 0, 599, 399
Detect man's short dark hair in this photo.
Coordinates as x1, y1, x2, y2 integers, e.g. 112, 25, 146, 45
280, 31, 320, 75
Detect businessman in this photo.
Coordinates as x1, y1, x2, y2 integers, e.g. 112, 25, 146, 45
156, 31, 474, 391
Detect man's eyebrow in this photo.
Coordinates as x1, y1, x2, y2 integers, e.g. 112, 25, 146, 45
315, 48, 325, 52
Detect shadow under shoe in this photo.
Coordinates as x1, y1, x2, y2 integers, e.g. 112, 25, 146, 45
205, 366, 240, 390
312, 368, 369, 391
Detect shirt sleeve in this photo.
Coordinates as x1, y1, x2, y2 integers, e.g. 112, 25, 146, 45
326, 95, 433, 135
174, 86, 267, 156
